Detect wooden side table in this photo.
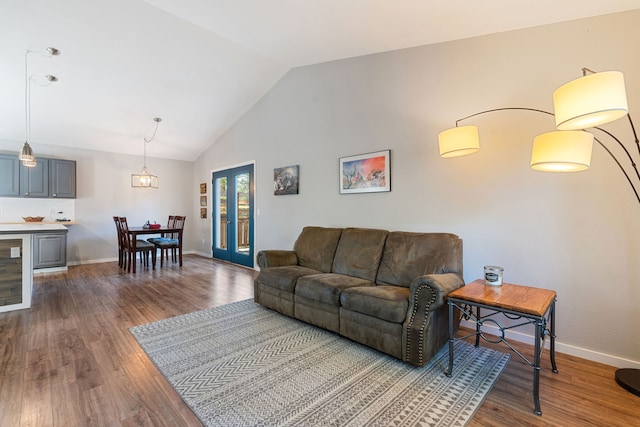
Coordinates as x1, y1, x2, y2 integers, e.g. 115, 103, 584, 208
447, 279, 558, 415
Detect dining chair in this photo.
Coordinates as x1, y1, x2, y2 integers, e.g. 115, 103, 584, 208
113, 216, 124, 268
119, 216, 156, 272
149, 215, 185, 267
147, 216, 176, 242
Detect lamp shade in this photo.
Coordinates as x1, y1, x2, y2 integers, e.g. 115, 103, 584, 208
22, 158, 38, 168
553, 71, 628, 130
530, 131, 594, 172
19, 142, 35, 162
131, 166, 158, 188
438, 126, 480, 158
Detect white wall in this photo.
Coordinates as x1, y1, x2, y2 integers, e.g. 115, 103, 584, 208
194, 11, 640, 368
0, 140, 194, 264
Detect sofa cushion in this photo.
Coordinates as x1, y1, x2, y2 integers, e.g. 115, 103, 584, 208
331, 228, 388, 281
340, 285, 410, 323
296, 273, 373, 306
376, 232, 462, 287
339, 309, 403, 359
257, 266, 321, 293
293, 226, 343, 273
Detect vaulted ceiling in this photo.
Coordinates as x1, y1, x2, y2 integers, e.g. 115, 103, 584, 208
1, 0, 638, 161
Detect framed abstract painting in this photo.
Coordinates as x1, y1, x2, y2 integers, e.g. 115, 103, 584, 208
274, 165, 299, 195
339, 150, 390, 194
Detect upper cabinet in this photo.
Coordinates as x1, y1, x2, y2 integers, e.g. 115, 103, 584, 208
0, 154, 20, 197
20, 158, 49, 197
49, 159, 76, 198
0, 154, 76, 199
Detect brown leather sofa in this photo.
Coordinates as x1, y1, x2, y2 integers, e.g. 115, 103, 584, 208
254, 226, 464, 367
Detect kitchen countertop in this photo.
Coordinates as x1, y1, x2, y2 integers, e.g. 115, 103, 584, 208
0, 223, 69, 234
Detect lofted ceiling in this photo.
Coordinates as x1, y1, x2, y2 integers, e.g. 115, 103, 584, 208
1, 0, 639, 161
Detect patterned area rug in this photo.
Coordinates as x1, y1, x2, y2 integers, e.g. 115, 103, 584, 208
130, 300, 509, 426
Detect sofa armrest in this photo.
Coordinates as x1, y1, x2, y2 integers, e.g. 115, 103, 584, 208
408, 273, 465, 312
256, 250, 298, 269
403, 273, 464, 366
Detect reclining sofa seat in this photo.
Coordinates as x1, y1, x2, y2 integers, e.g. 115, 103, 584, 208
254, 226, 464, 367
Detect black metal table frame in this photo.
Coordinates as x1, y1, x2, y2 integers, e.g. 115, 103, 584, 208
447, 297, 558, 415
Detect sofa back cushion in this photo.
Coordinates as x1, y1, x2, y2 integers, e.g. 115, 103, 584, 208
376, 232, 462, 287
332, 228, 388, 281
294, 226, 343, 273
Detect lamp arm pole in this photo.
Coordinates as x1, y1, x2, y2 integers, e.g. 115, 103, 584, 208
455, 107, 554, 126
593, 124, 640, 183
626, 114, 640, 158
591, 135, 640, 205
590, 113, 640, 204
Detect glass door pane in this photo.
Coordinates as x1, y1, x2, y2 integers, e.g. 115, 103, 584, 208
215, 176, 228, 250
235, 173, 250, 255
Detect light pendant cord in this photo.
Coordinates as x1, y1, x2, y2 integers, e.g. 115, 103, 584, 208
143, 118, 162, 168
24, 51, 30, 144
24, 47, 60, 149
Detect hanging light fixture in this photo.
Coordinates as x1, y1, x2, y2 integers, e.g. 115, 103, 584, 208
18, 142, 35, 164
20, 48, 60, 167
131, 117, 161, 188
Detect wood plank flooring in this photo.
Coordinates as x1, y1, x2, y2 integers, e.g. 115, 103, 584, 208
0, 255, 638, 426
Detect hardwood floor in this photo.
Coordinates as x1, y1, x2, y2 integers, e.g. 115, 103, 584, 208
0, 255, 638, 426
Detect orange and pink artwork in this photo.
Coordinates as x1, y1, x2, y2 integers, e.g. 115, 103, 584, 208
340, 150, 390, 194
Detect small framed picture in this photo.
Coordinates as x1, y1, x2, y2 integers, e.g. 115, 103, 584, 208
200, 208, 207, 219
200, 196, 207, 207
339, 150, 390, 194
274, 165, 299, 195
200, 183, 207, 194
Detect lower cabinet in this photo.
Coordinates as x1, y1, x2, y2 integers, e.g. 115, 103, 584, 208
33, 231, 67, 269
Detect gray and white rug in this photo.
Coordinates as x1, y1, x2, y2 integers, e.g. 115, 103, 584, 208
130, 299, 509, 426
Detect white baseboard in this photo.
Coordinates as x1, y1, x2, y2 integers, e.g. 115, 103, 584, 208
34, 266, 68, 274
460, 319, 640, 369
67, 257, 117, 266
67, 251, 201, 266
193, 250, 211, 257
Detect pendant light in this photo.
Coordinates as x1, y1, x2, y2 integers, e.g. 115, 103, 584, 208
20, 47, 60, 167
131, 118, 161, 188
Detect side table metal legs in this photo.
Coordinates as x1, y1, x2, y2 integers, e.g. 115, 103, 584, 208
532, 300, 558, 415
447, 298, 558, 416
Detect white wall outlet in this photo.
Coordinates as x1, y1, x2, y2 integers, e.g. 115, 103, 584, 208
11, 247, 21, 258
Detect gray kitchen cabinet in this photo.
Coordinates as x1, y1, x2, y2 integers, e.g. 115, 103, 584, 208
49, 159, 76, 198
2, 155, 76, 198
33, 231, 67, 269
0, 154, 20, 197
20, 158, 49, 197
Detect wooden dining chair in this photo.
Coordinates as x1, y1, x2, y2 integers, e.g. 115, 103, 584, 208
113, 216, 125, 268
118, 216, 156, 272
149, 215, 185, 267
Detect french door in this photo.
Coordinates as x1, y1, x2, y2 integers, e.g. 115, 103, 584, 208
212, 164, 254, 267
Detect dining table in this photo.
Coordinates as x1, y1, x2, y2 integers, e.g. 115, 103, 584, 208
127, 225, 184, 273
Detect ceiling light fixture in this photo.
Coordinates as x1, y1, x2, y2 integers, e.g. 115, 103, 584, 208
131, 117, 162, 189
20, 47, 60, 167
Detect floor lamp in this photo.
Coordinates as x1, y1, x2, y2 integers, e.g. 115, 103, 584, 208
438, 69, 640, 397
